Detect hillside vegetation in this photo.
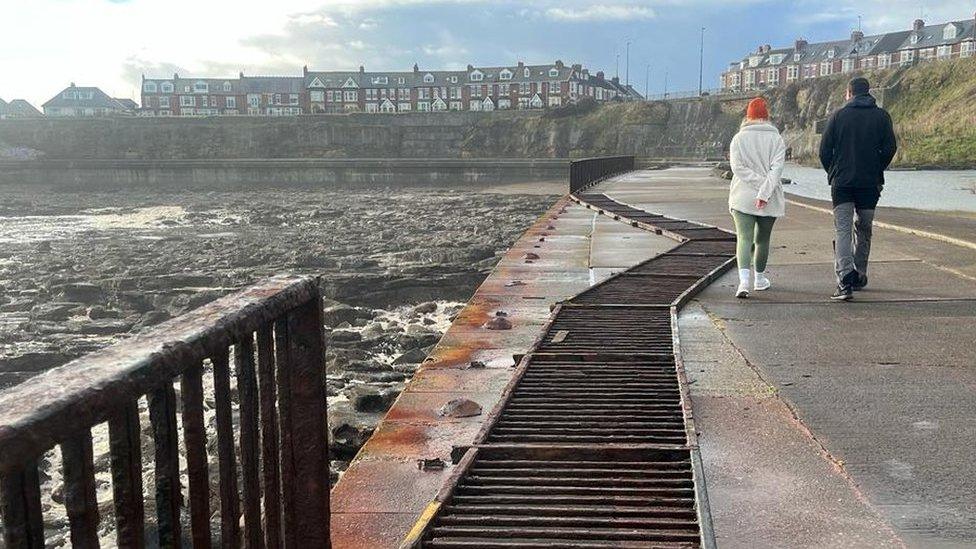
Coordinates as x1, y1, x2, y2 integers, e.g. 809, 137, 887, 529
766, 56, 976, 168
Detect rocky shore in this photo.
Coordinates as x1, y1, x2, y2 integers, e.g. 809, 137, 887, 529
0, 183, 558, 534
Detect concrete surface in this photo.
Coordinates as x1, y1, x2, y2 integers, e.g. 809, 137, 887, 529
598, 168, 976, 548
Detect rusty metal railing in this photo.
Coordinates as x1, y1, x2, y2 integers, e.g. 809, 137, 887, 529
0, 276, 330, 548
568, 156, 635, 194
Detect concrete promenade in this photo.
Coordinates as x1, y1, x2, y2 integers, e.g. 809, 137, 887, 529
599, 168, 976, 548
330, 167, 975, 548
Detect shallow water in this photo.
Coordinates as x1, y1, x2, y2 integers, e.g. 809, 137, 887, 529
782, 164, 976, 213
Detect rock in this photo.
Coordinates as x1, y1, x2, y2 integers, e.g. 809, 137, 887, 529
405, 323, 435, 335
87, 305, 121, 320
36, 241, 52, 253
393, 348, 428, 365
351, 388, 397, 413
323, 304, 370, 326
361, 322, 386, 339
468, 361, 486, 369
483, 312, 513, 330
330, 330, 362, 343
55, 283, 104, 303
71, 318, 133, 335
351, 317, 369, 327
439, 398, 482, 418
136, 310, 171, 329
411, 302, 438, 315
30, 302, 82, 321
344, 359, 390, 373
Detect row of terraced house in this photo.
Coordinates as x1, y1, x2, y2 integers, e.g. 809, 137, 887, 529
138, 60, 641, 116
721, 15, 976, 92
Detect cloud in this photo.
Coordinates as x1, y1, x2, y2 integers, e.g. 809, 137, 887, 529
545, 4, 656, 22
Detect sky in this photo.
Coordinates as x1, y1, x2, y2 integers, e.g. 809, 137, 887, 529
1, 0, 974, 107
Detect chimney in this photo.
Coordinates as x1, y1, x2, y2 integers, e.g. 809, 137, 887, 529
913, 19, 925, 31
303, 65, 308, 76
851, 30, 864, 42
239, 71, 244, 79
359, 65, 365, 74
572, 63, 582, 72
414, 63, 420, 73
794, 39, 808, 51
611, 76, 620, 84
517, 61, 524, 68
467, 64, 474, 71
70, 82, 76, 88
596, 71, 605, 80
555, 60, 564, 68
174, 73, 179, 80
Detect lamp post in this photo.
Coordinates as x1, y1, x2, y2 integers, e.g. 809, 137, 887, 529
698, 27, 705, 96
626, 40, 631, 87
664, 70, 669, 100
645, 64, 650, 100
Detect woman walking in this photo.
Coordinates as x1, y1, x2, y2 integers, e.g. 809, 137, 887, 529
728, 97, 787, 298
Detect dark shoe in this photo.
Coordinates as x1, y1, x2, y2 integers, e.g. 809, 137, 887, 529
831, 284, 853, 301
853, 273, 868, 291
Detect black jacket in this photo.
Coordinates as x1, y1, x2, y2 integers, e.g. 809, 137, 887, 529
819, 94, 897, 189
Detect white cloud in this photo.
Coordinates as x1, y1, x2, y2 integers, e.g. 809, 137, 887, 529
545, 5, 656, 22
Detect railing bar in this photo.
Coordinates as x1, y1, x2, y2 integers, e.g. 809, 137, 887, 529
181, 364, 212, 548
276, 300, 331, 549
257, 326, 282, 548
61, 432, 101, 548
235, 335, 264, 548
0, 461, 45, 549
273, 319, 296, 547
213, 348, 241, 548
108, 401, 145, 549
148, 384, 182, 548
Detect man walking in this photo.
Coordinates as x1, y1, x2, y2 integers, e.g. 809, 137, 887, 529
819, 77, 897, 301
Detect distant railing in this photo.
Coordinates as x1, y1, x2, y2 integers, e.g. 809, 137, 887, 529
569, 156, 636, 193
0, 276, 330, 548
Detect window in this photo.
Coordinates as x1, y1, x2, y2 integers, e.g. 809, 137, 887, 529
289, 94, 299, 105
180, 96, 196, 107
826, 49, 835, 59
423, 73, 435, 83
767, 68, 779, 85
499, 69, 512, 80
549, 68, 559, 77
181, 108, 194, 116
820, 61, 833, 75
159, 96, 170, 108
161, 82, 173, 93
143, 82, 157, 92
469, 100, 481, 111
193, 81, 208, 93
272, 93, 281, 104
248, 94, 260, 107
398, 77, 405, 84
470, 71, 483, 81
371, 76, 388, 84
944, 25, 958, 40
366, 89, 379, 100
498, 98, 511, 110
449, 87, 461, 99
786, 65, 798, 81
450, 101, 462, 111
748, 56, 761, 67
365, 103, 378, 113
744, 71, 756, 89
901, 50, 915, 64
549, 82, 561, 94
418, 88, 430, 99
793, 53, 801, 62
878, 53, 891, 67
225, 97, 236, 108
469, 84, 482, 97
223, 82, 232, 92
310, 90, 324, 102
963, 41, 975, 57
937, 45, 951, 58
418, 101, 430, 111
523, 68, 530, 78
210, 96, 218, 107
398, 88, 410, 99
842, 59, 854, 73
450, 76, 457, 83
519, 82, 531, 95
344, 91, 358, 102
910, 33, 919, 44
398, 102, 411, 111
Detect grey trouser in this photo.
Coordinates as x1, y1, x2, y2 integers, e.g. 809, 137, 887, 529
833, 202, 875, 283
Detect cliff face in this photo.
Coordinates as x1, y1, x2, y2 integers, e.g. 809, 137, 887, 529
765, 56, 976, 168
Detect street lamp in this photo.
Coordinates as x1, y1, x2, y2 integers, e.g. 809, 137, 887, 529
626, 40, 631, 87
698, 27, 705, 96
645, 64, 650, 100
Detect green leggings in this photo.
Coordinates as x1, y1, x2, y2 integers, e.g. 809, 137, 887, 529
731, 209, 777, 272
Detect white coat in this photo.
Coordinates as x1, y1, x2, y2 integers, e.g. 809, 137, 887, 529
728, 121, 787, 218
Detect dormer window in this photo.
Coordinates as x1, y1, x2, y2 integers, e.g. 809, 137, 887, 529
398, 77, 405, 84
793, 53, 801, 62
749, 56, 761, 67
423, 73, 435, 83
523, 68, 530, 78
222, 82, 232, 92
944, 25, 958, 40
499, 69, 512, 80
143, 82, 157, 92
911, 33, 919, 44
470, 70, 483, 82
161, 82, 174, 93
371, 76, 388, 85
193, 81, 208, 93
450, 76, 457, 83
826, 50, 835, 59
549, 68, 559, 77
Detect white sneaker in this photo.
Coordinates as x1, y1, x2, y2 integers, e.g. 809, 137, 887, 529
754, 271, 771, 291
735, 281, 750, 299
735, 268, 750, 298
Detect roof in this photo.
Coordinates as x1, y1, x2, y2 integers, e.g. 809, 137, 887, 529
305, 61, 578, 89
114, 98, 139, 110
42, 86, 125, 110
897, 19, 976, 50
241, 76, 304, 94
143, 75, 243, 94
3, 99, 43, 117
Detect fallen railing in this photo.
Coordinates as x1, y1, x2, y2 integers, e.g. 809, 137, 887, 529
0, 276, 330, 548
569, 156, 635, 193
